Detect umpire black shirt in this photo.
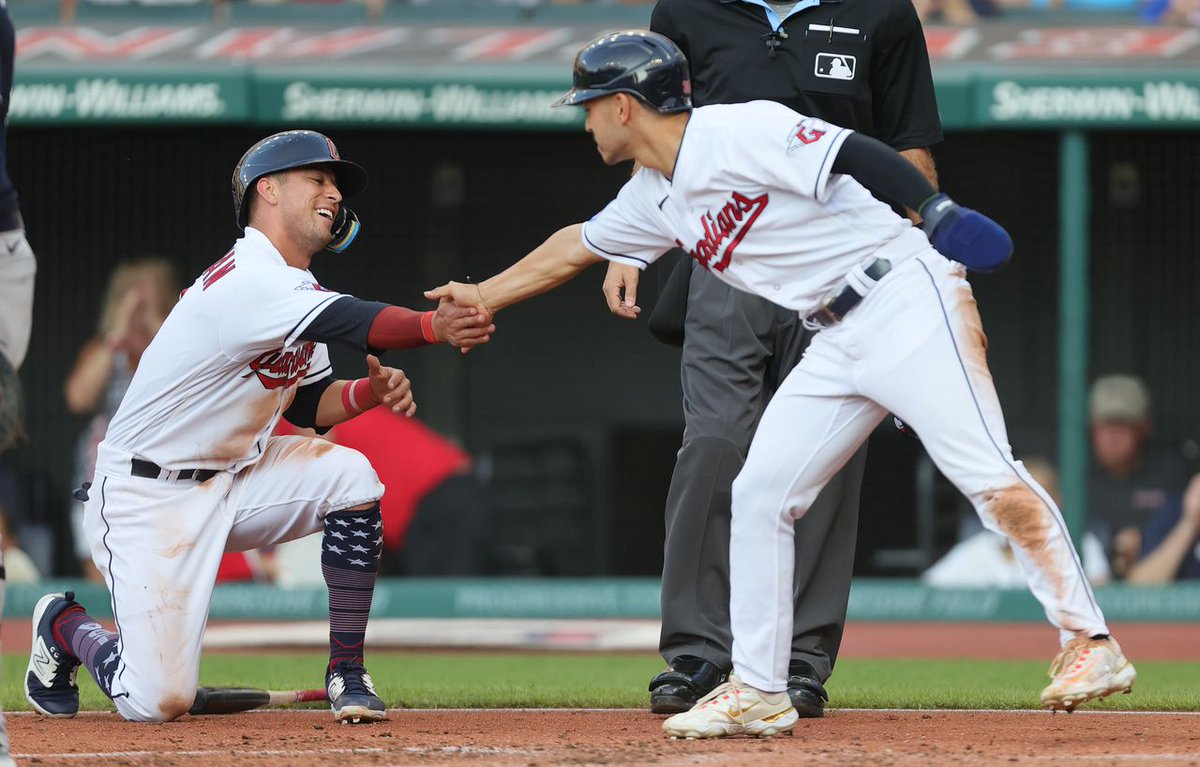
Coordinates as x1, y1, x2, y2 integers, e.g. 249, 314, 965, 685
651, 0, 943, 151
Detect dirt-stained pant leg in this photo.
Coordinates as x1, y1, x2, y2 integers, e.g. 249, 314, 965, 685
661, 266, 865, 676
85, 444, 238, 723
865, 255, 1107, 645
224, 436, 383, 552
85, 437, 382, 723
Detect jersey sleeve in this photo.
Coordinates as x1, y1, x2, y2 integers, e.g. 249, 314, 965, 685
868, 0, 943, 151
747, 106, 853, 203
220, 269, 348, 359
300, 341, 333, 386
580, 172, 677, 269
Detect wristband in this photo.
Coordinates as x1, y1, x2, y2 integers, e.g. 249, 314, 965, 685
340, 377, 376, 415
420, 310, 438, 344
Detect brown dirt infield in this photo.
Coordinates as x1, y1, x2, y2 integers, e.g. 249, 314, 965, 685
9, 621, 1199, 765
11, 708, 1200, 767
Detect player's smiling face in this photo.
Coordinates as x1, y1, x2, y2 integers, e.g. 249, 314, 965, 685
279, 166, 342, 252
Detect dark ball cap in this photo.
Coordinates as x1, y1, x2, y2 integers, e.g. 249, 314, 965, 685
552, 29, 692, 114
231, 130, 369, 228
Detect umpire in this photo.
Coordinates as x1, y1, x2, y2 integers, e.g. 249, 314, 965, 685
608, 0, 943, 716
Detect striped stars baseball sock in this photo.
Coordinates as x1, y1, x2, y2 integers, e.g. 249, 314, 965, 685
55, 606, 120, 698
322, 502, 383, 671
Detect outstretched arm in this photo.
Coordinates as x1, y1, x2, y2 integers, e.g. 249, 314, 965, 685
299, 295, 494, 352
425, 223, 603, 315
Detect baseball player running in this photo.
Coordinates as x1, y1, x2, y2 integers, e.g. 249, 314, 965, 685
427, 31, 1136, 738
24, 130, 494, 724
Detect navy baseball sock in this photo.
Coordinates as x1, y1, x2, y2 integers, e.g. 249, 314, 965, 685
55, 605, 120, 698
322, 503, 383, 672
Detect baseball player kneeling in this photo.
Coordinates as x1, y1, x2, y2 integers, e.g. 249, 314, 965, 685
427, 31, 1136, 738
24, 131, 494, 724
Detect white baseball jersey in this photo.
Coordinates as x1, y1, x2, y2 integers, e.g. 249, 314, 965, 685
102, 227, 339, 472
581, 101, 929, 315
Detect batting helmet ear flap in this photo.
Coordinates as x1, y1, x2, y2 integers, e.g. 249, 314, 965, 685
325, 207, 361, 254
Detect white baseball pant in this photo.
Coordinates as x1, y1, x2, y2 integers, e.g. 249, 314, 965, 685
730, 249, 1107, 693
85, 436, 383, 721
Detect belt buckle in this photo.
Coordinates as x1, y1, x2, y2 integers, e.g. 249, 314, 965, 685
811, 304, 841, 327
808, 289, 844, 328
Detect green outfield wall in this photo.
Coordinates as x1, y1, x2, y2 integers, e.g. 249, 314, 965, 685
7, 579, 1200, 622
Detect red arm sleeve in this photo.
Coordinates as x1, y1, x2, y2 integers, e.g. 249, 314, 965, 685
366, 306, 438, 350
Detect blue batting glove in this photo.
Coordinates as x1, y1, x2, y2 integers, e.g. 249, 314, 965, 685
919, 194, 1013, 273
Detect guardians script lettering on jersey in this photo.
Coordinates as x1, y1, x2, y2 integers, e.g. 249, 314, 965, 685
244, 341, 315, 390
676, 192, 769, 271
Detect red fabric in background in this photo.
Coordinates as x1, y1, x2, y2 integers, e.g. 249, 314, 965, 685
331, 408, 471, 550
216, 552, 256, 581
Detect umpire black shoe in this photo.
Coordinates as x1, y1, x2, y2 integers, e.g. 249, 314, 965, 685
648, 655, 727, 714
787, 660, 829, 718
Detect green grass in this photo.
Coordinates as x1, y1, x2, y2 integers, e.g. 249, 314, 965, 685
6, 652, 1199, 712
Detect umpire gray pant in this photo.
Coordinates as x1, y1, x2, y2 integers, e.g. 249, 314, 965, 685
660, 265, 867, 683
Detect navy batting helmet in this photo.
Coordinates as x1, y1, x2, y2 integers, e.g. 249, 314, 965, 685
231, 130, 368, 229
552, 30, 692, 114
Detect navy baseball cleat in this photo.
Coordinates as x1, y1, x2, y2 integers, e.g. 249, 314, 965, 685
326, 661, 386, 724
25, 591, 83, 718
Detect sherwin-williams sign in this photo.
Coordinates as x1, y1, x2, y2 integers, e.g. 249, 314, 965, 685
984, 77, 1200, 126
263, 77, 580, 128
11, 71, 250, 123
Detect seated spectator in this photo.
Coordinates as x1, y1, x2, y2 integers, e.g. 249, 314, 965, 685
1123, 473, 1200, 584
1086, 374, 1192, 577
923, 457, 1111, 587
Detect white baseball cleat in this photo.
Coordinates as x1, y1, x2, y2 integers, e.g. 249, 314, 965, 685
662, 673, 799, 739
1040, 635, 1136, 712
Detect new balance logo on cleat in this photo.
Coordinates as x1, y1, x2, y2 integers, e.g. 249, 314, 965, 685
28, 636, 71, 689
327, 674, 346, 702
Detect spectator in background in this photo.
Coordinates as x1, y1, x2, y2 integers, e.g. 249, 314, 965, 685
65, 257, 178, 580
1086, 374, 1192, 577
923, 457, 1111, 587
1123, 472, 1200, 584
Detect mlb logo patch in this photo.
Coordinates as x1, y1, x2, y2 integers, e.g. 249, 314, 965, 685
814, 53, 856, 81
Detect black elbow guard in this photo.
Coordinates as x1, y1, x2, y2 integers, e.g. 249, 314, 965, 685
284, 376, 334, 432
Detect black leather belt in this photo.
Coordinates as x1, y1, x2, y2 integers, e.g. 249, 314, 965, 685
131, 458, 218, 483
805, 258, 892, 328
